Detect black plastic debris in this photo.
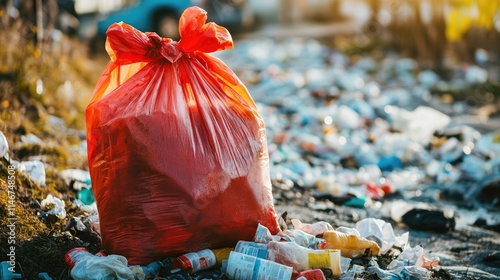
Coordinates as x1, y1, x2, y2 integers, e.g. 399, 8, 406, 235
483, 251, 500, 267
472, 218, 500, 233
401, 208, 456, 232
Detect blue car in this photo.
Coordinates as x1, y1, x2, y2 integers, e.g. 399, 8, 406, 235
96, 0, 252, 39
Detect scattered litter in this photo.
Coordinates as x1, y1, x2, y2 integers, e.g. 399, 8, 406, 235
60, 216, 453, 279
65, 248, 138, 280
77, 187, 95, 205
291, 219, 334, 236
355, 218, 408, 254
20, 160, 46, 186
483, 251, 500, 267
20, 133, 42, 144
59, 169, 91, 190
0, 131, 9, 158
40, 194, 66, 219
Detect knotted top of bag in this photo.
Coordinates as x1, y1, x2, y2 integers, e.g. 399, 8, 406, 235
105, 6, 233, 64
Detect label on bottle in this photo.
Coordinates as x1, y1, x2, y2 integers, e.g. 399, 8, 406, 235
235, 241, 269, 259
307, 251, 331, 268
227, 251, 293, 280
180, 249, 216, 273
307, 249, 341, 276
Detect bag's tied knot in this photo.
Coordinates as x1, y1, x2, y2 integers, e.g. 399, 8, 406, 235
105, 6, 233, 65
147, 34, 182, 63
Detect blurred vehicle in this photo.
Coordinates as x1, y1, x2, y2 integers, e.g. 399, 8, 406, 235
95, 0, 253, 39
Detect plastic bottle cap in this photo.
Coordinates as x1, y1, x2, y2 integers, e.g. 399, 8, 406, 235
65, 248, 90, 269
172, 255, 192, 272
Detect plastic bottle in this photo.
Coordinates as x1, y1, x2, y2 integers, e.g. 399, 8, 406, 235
226, 251, 293, 280
320, 230, 380, 258
172, 248, 233, 274
235, 241, 341, 276
268, 241, 341, 276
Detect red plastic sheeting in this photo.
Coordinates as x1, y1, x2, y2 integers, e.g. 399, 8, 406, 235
86, 6, 280, 265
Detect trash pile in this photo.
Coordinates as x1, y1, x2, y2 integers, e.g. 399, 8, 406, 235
58, 218, 443, 279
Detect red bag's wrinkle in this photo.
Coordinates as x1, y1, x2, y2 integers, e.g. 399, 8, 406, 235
199, 53, 256, 108
178, 56, 262, 177
178, 6, 233, 53
106, 22, 155, 64
88, 61, 116, 104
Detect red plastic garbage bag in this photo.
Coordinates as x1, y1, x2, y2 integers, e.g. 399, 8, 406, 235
86, 6, 280, 265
